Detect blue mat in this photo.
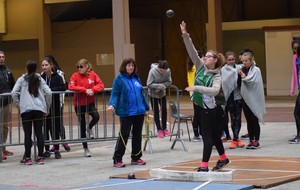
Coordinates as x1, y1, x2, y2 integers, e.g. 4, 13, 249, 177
70, 178, 253, 190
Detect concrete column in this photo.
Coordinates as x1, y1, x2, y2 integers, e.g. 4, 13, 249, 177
207, 0, 223, 53
112, 0, 134, 76
37, 0, 52, 59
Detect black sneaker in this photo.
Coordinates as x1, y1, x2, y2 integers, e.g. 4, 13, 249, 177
246, 141, 254, 149
241, 133, 249, 139
196, 167, 209, 172
288, 136, 300, 144
43, 151, 51, 158
54, 151, 61, 159
212, 158, 230, 171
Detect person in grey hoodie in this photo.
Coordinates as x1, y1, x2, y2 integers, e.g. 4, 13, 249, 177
146, 60, 172, 138
11, 60, 52, 165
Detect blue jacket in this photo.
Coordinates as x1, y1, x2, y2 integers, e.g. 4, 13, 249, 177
109, 73, 149, 117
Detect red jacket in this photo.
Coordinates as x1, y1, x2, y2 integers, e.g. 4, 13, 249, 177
68, 70, 104, 106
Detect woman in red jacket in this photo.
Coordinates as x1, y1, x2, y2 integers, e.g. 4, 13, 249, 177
68, 58, 104, 157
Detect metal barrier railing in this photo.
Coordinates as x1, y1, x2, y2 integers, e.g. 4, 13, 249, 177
0, 85, 189, 163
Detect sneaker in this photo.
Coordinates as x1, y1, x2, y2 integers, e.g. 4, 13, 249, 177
54, 151, 62, 159
84, 148, 91, 157
163, 129, 171, 136
63, 144, 71, 152
36, 157, 45, 165
251, 141, 260, 149
50, 146, 55, 152
86, 127, 94, 139
288, 136, 300, 144
246, 141, 254, 149
113, 162, 125, 168
157, 130, 164, 138
3, 149, 14, 156
229, 141, 237, 149
193, 136, 202, 142
131, 159, 146, 165
2, 153, 7, 160
212, 158, 230, 171
196, 167, 209, 172
226, 136, 232, 141
43, 151, 51, 158
21, 157, 33, 165
237, 139, 245, 148
241, 133, 249, 139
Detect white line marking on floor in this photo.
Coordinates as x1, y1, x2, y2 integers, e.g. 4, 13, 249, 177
234, 173, 300, 182
69, 178, 157, 190
192, 181, 211, 190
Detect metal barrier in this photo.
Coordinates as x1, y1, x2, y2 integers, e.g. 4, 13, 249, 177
0, 85, 189, 163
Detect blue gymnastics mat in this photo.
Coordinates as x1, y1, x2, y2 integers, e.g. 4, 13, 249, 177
69, 178, 253, 190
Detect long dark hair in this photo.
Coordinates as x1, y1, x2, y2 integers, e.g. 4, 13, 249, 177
25, 60, 40, 98
45, 55, 62, 71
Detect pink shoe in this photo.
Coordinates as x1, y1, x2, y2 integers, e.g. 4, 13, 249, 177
131, 159, 146, 165
163, 129, 171, 136
157, 130, 164, 138
113, 162, 125, 168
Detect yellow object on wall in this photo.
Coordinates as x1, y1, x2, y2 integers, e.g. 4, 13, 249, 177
0, 0, 6, 34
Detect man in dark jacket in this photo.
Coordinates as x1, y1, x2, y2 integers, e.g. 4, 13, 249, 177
0, 51, 15, 160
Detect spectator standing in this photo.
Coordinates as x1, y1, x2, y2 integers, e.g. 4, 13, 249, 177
222, 51, 244, 149
108, 57, 149, 168
289, 42, 300, 143
0, 51, 15, 160
68, 58, 104, 157
146, 60, 172, 138
41, 57, 66, 159
45, 55, 71, 152
11, 60, 52, 165
238, 51, 265, 149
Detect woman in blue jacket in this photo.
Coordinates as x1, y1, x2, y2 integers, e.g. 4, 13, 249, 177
108, 57, 149, 168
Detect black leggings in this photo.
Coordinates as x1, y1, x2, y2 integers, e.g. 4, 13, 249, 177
200, 107, 225, 163
294, 93, 300, 136
242, 100, 260, 141
44, 106, 61, 151
150, 96, 167, 130
225, 99, 242, 141
21, 111, 45, 158
75, 104, 99, 148
192, 103, 202, 137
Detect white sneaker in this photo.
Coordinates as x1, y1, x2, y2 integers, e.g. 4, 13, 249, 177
86, 127, 94, 139
84, 148, 91, 157
193, 135, 202, 142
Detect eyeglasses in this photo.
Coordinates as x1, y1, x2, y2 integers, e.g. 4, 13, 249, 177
77, 65, 84, 69
204, 55, 215, 59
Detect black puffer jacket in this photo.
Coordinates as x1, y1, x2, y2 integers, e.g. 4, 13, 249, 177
0, 65, 15, 106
